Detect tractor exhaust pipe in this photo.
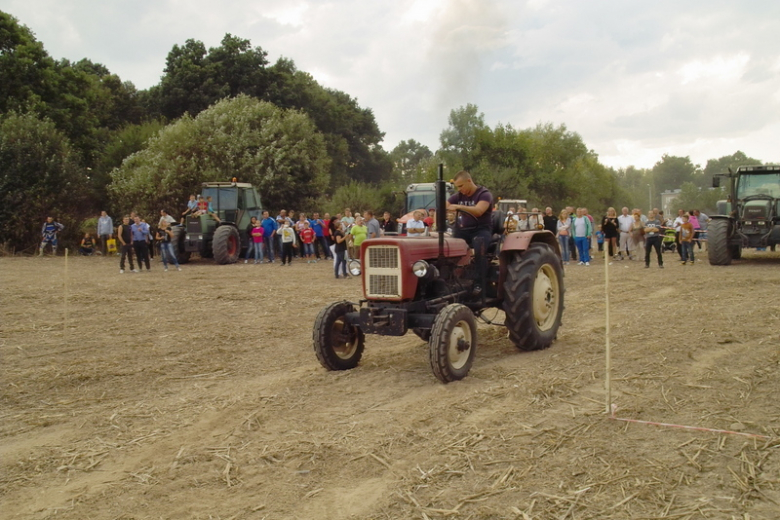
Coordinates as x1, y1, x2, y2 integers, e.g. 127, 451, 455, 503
437, 163, 446, 260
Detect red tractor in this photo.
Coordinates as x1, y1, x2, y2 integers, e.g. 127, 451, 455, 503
312, 166, 565, 383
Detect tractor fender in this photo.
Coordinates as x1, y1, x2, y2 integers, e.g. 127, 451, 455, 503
500, 230, 560, 257
497, 230, 561, 300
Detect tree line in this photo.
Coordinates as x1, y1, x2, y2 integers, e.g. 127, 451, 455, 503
0, 11, 770, 252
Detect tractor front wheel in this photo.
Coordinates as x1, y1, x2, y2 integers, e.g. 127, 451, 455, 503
213, 225, 240, 264
428, 304, 477, 383
503, 243, 564, 352
313, 302, 365, 371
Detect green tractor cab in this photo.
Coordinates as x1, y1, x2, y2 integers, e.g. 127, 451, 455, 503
172, 181, 264, 264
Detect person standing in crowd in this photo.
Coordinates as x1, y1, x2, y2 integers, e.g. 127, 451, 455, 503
556, 209, 571, 265
311, 212, 329, 260
155, 221, 182, 272
279, 220, 297, 266
158, 209, 176, 227
630, 211, 645, 259
617, 206, 634, 260
276, 209, 291, 258
328, 215, 340, 265
595, 226, 605, 253
680, 213, 695, 265
673, 209, 686, 261
644, 210, 664, 268
365, 210, 381, 239
380, 211, 397, 235
39, 217, 65, 256
342, 208, 355, 227
250, 217, 265, 264
601, 207, 619, 260
543, 207, 557, 234
572, 208, 592, 266
406, 210, 426, 235
332, 218, 349, 279
300, 220, 317, 263
694, 209, 709, 249
79, 233, 96, 255
97, 211, 113, 256
117, 216, 137, 273
349, 216, 368, 259
688, 209, 701, 250
260, 210, 277, 263
131, 215, 151, 271
244, 216, 259, 264
294, 213, 308, 258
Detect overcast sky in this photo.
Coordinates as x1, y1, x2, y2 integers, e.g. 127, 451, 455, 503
5, 0, 779, 168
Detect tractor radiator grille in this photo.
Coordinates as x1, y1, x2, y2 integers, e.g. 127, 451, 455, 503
367, 246, 400, 269
365, 245, 401, 298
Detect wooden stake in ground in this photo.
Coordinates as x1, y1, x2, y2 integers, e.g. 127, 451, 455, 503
605, 248, 612, 414
64, 248, 69, 333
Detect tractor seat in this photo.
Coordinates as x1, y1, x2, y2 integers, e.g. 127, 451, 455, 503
488, 210, 506, 255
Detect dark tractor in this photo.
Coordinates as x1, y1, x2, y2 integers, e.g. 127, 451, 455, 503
709, 165, 780, 265
172, 181, 264, 264
313, 165, 564, 383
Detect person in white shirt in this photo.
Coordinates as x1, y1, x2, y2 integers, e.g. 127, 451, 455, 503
616, 207, 634, 260
406, 210, 426, 235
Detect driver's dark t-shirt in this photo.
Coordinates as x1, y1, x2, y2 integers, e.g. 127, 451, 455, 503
448, 186, 493, 230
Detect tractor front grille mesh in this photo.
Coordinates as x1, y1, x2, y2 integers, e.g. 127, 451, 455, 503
365, 246, 401, 298
367, 246, 399, 269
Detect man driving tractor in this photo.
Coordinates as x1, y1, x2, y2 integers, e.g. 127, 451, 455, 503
447, 170, 493, 291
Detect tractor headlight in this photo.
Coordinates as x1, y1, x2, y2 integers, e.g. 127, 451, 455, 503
412, 260, 429, 278
348, 259, 362, 276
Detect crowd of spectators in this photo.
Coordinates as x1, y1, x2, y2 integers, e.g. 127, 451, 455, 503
38, 193, 711, 275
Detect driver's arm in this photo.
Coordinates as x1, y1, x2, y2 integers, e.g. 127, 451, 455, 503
446, 200, 491, 218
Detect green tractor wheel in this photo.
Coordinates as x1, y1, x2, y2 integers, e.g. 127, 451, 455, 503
213, 226, 241, 264
170, 226, 191, 264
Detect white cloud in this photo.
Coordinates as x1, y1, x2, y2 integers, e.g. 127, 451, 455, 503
3, 0, 780, 168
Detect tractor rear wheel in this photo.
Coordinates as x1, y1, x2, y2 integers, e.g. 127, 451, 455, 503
313, 301, 365, 371
428, 304, 477, 383
170, 226, 190, 264
503, 243, 564, 352
213, 225, 240, 264
707, 219, 732, 266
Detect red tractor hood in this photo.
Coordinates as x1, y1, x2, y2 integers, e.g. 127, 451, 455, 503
359, 236, 471, 301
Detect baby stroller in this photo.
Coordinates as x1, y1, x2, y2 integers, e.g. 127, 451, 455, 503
662, 228, 677, 253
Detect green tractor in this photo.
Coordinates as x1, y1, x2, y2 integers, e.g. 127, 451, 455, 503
709, 165, 780, 265
172, 181, 264, 264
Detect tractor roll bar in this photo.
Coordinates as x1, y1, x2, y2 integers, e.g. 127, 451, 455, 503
437, 163, 446, 261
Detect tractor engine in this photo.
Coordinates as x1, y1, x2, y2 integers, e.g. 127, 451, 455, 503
353, 236, 472, 336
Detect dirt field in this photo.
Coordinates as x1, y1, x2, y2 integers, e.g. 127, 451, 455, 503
2, 248, 779, 520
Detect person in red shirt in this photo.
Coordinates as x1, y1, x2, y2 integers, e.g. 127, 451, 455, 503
300, 220, 317, 263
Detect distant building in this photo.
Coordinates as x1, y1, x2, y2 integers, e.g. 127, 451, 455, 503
661, 189, 681, 217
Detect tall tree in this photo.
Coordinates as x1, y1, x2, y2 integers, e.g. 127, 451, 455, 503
439, 104, 486, 170
650, 154, 701, 193
702, 151, 763, 179
390, 139, 433, 182
109, 95, 330, 216
0, 112, 88, 250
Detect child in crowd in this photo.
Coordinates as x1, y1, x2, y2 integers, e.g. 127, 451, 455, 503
300, 220, 317, 263
279, 221, 297, 265
595, 226, 605, 252
250, 219, 264, 264
680, 213, 695, 265
182, 194, 198, 221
